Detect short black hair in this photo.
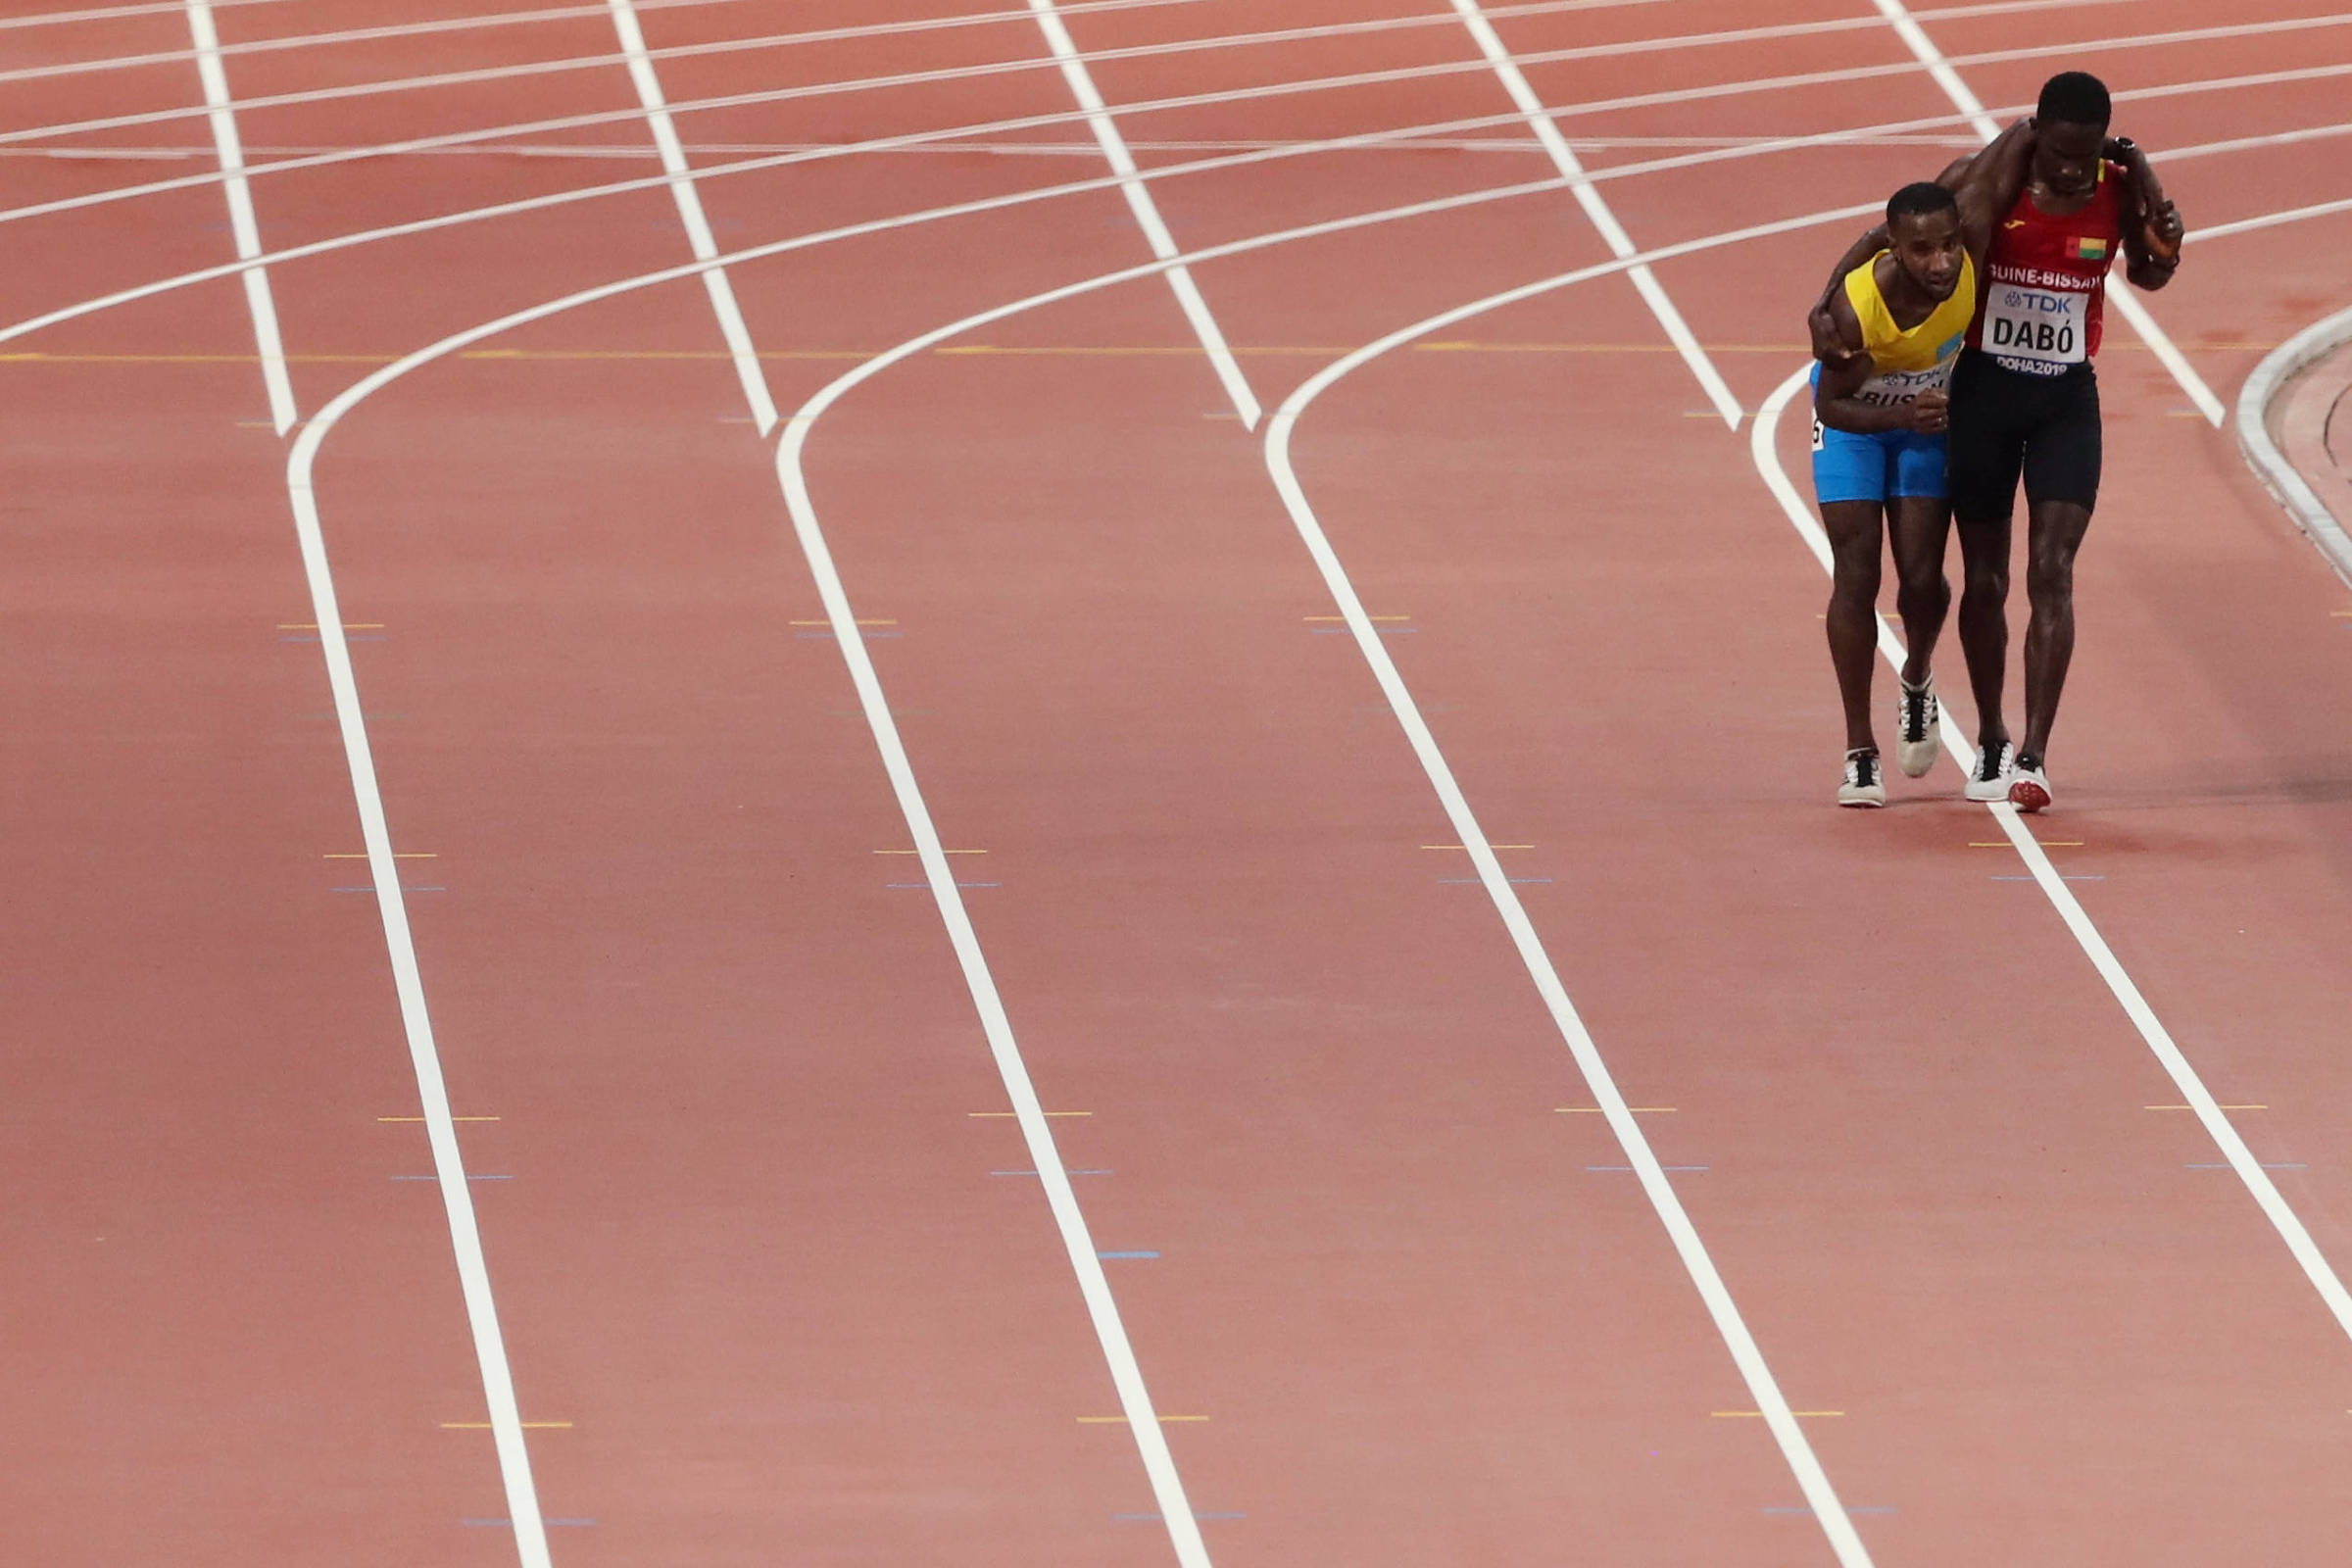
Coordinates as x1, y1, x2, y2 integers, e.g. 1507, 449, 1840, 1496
2037, 71, 2111, 128
1886, 180, 1959, 227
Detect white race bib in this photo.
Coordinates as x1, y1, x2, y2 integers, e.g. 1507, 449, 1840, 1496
1984, 283, 2086, 371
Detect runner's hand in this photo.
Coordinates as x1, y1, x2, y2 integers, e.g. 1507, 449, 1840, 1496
1907, 389, 1950, 435
1809, 305, 1863, 368
2143, 199, 2183, 262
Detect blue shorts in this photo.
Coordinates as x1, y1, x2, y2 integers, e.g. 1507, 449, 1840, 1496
1808, 365, 1947, 505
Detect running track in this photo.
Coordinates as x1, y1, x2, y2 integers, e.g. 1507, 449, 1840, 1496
6, 1, 2352, 1564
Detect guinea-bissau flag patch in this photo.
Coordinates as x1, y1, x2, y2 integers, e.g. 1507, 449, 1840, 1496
2073, 236, 2110, 261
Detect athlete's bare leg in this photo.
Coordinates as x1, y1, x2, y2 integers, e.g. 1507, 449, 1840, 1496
1954, 514, 2012, 748
1822, 499, 1885, 753
2019, 497, 2093, 761
1886, 494, 1952, 688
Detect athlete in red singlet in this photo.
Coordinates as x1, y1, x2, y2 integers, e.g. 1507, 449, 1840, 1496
1943, 72, 2183, 810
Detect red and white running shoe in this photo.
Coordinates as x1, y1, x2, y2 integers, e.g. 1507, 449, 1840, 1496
2007, 757, 2052, 812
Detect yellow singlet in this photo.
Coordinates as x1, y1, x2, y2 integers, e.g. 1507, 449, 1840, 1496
1839, 250, 1975, 409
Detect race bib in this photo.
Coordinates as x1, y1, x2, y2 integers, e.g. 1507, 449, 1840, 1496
1984, 283, 2086, 371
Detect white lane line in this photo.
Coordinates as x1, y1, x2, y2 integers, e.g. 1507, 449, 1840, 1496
2, 0, 1612, 87
1866, 0, 2229, 426
604, 0, 776, 433
15, 50, 2346, 364
193, 0, 548, 1554
282, 442, 555, 1568
2194, 190, 2352, 241
1027, 0, 1257, 426
2, 0, 302, 29
0, 0, 1668, 148
13, 0, 2329, 152
1748, 362, 2352, 1347
775, 368, 1221, 1568
182, 0, 295, 433
9, 16, 2343, 239
1, 0, 1189, 84
1447, 0, 1743, 427
1257, 301, 1873, 1568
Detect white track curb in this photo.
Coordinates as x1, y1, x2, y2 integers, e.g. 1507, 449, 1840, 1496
2236, 302, 2352, 587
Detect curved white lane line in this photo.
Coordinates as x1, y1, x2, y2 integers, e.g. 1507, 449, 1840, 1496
279, 426, 557, 1568
1448, 0, 1743, 426
1747, 363, 2352, 1350
1254, 280, 1876, 1568
1866, 0, 2229, 425
183, 0, 294, 433
1028, 0, 1257, 426
12, 0, 2330, 152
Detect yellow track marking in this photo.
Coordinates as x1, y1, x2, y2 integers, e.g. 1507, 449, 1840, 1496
441, 1421, 571, 1429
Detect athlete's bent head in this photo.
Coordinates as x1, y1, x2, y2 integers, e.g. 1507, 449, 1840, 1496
1885, 181, 1964, 301
2034, 72, 2113, 200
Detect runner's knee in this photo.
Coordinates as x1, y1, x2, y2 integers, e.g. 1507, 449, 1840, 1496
2027, 550, 2073, 608
1896, 560, 1948, 604
1962, 553, 2008, 600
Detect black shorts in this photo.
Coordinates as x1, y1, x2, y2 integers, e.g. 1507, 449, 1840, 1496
1946, 349, 2102, 524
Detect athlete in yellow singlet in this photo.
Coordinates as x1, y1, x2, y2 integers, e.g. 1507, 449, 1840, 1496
1805, 123, 2035, 806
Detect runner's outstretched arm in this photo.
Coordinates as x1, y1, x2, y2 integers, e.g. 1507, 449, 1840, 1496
1954, 119, 2037, 261
1807, 121, 2031, 356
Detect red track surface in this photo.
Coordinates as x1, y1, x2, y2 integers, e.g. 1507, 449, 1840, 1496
5, 2, 2352, 1565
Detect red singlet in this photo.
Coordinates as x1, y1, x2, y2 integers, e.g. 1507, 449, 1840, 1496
1967, 161, 2127, 377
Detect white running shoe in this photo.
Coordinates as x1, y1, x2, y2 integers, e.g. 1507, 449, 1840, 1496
1838, 748, 1886, 808
1894, 677, 1939, 778
2008, 757, 2052, 812
1964, 739, 2014, 802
